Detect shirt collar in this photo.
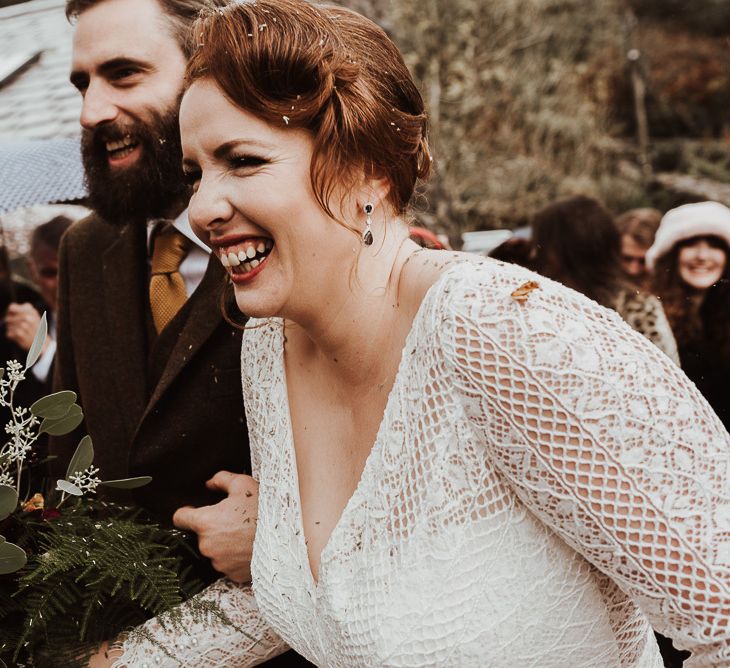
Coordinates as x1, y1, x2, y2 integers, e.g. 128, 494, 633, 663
146, 209, 210, 254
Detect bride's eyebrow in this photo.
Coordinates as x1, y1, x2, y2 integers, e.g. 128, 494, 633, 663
213, 139, 275, 159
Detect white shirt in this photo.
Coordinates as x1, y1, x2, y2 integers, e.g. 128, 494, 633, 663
147, 209, 210, 297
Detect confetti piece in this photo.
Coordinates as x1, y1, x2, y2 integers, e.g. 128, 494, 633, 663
511, 280, 540, 304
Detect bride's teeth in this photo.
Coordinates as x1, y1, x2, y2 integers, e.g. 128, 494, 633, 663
246, 245, 257, 259
238, 250, 247, 262
227, 252, 240, 267
256, 242, 265, 254
243, 262, 252, 272
220, 253, 230, 267
250, 259, 260, 268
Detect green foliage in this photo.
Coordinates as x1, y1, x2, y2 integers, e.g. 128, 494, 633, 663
101, 476, 154, 490
337, 0, 730, 231
31, 391, 78, 421
0, 502, 204, 667
0, 486, 17, 521
0, 329, 190, 666
39, 403, 83, 436
24, 314, 47, 372
65, 435, 93, 480
0, 535, 27, 575
346, 0, 635, 230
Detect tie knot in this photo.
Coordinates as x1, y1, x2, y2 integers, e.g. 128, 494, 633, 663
151, 224, 192, 276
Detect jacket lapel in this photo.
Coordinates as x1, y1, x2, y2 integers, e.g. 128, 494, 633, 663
101, 223, 149, 443
140, 255, 226, 426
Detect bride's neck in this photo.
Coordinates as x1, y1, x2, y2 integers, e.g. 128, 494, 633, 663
285, 233, 421, 385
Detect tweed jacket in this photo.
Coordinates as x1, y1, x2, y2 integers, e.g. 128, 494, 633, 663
50, 214, 249, 524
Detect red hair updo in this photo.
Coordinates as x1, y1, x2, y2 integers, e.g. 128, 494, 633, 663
186, 0, 431, 218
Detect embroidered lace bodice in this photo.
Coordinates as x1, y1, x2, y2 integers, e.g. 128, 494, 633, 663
114, 258, 730, 667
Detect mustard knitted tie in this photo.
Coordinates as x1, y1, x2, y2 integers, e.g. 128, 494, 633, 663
149, 224, 193, 333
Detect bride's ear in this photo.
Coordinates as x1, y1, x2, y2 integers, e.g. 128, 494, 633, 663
354, 168, 391, 214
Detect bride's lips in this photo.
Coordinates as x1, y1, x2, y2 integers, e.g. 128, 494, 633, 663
209, 234, 274, 284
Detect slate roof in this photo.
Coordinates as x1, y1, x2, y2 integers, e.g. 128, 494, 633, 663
0, 136, 86, 213
0, 0, 80, 140
0, 1, 86, 251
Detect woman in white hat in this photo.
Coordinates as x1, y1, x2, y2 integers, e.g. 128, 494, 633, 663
647, 201, 730, 430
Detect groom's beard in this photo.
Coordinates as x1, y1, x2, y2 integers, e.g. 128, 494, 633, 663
80, 105, 191, 226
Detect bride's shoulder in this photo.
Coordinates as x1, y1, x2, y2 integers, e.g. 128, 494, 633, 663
403, 250, 542, 308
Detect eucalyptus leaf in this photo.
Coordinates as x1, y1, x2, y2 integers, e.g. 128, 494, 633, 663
0, 484, 18, 521
56, 479, 82, 496
0, 539, 27, 575
30, 390, 78, 419
39, 404, 83, 436
65, 435, 94, 480
24, 312, 48, 370
101, 476, 153, 489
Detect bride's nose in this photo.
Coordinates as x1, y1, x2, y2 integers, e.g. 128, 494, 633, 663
189, 174, 235, 238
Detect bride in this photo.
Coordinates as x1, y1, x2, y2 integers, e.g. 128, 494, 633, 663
93, 0, 730, 665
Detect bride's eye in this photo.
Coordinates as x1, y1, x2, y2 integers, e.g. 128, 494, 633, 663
182, 168, 201, 189
229, 154, 268, 171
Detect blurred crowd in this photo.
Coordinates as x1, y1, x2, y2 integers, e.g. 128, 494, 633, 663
0, 215, 72, 460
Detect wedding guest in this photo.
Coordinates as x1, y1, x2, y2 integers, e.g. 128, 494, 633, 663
91, 1, 730, 665
5, 215, 73, 392
532, 195, 679, 362
488, 234, 535, 269
615, 207, 662, 290
647, 201, 730, 431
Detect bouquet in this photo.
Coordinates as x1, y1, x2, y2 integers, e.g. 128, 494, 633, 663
0, 315, 204, 667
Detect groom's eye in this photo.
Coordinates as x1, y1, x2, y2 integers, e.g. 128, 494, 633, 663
112, 68, 138, 83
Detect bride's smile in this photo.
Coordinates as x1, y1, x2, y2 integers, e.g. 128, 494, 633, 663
181, 78, 371, 325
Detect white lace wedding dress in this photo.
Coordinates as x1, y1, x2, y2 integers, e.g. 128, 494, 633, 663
113, 258, 730, 667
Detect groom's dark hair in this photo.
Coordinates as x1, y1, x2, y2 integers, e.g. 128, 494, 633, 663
65, 0, 225, 57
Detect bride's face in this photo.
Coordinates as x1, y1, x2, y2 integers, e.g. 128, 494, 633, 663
180, 78, 359, 320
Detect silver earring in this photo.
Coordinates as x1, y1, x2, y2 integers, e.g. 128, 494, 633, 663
362, 202, 374, 246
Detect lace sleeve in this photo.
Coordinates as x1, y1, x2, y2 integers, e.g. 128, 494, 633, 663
110, 578, 288, 667
444, 267, 730, 666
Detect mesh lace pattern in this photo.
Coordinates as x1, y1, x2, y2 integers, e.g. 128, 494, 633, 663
114, 258, 730, 667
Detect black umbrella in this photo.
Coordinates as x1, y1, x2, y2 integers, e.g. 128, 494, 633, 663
0, 137, 86, 214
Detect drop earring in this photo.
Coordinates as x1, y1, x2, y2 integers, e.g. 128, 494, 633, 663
362, 202, 374, 246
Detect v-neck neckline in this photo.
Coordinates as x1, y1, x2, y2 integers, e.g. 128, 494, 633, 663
273, 263, 459, 592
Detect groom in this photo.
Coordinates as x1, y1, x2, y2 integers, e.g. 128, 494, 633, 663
53, 0, 292, 628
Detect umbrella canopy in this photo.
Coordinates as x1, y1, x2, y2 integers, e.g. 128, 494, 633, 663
0, 137, 86, 214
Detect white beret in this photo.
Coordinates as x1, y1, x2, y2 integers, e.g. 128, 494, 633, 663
646, 201, 730, 270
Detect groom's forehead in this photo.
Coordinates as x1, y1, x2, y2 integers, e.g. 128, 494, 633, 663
70, 0, 182, 68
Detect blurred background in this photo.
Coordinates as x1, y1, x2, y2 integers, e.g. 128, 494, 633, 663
0, 0, 729, 247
